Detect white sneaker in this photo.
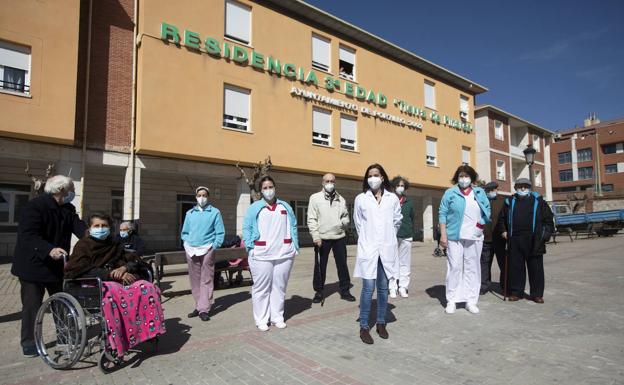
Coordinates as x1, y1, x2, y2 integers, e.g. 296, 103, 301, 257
272, 321, 287, 329
398, 287, 408, 298
389, 288, 398, 298
466, 304, 480, 314
257, 324, 269, 332
445, 302, 456, 314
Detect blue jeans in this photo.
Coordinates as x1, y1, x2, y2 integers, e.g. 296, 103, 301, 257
359, 259, 389, 329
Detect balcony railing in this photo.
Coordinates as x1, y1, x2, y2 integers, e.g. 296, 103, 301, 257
0, 80, 30, 94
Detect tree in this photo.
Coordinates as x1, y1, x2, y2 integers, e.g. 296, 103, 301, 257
235, 156, 272, 203
25, 162, 56, 196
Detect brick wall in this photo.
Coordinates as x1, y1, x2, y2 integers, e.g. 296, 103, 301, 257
490, 152, 511, 192
488, 112, 509, 153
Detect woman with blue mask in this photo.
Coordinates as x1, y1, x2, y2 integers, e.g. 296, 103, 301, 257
438, 165, 491, 315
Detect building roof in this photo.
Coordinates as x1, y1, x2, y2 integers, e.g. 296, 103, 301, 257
261, 0, 488, 95
554, 116, 624, 136
475, 104, 554, 135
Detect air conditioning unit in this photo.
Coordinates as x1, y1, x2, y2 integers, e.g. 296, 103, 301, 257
460, 110, 469, 121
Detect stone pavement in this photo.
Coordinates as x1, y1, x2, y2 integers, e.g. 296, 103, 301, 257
0, 235, 623, 385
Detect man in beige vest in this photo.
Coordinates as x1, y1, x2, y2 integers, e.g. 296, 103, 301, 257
307, 173, 355, 303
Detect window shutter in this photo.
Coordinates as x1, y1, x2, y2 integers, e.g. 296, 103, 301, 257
225, 0, 251, 43
224, 86, 250, 119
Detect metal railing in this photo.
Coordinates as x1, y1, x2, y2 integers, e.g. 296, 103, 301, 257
0, 80, 30, 94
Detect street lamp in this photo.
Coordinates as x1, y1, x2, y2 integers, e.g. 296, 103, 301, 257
523, 144, 537, 187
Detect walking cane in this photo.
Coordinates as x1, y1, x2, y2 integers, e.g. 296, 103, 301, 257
503, 236, 510, 301
313, 245, 325, 306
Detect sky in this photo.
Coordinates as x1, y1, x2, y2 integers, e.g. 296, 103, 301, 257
305, 0, 624, 131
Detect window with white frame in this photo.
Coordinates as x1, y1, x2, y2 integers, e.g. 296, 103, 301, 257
460, 95, 469, 121
494, 120, 504, 140
225, 0, 251, 44
223, 84, 250, 131
496, 160, 506, 180
338, 45, 355, 81
0, 184, 30, 226
0, 40, 31, 94
532, 134, 541, 152
312, 107, 331, 147
424, 80, 436, 109
340, 114, 357, 151
534, 169, 542, 187
426, 137, 437, 166
311, 34, 330, 72
461, 146, 470, 165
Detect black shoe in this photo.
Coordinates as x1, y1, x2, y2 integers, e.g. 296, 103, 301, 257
199, 312, 210, 321
340, 292, 356, 302
312, 291, 323, 303
22, 346, 38, 357
376, 324, 389, 339
360, 328, 374, 344
187, 309, 199, 318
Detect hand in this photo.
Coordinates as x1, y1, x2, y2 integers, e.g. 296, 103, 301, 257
110, 266, 127, 280
502, 232, 508, 240
49, 248, 68, 260
121, 272, 137, 285
313, 239, 322, 247
440, 235, 448, 248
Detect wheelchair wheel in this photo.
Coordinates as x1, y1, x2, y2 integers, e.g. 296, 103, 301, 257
34, 292, 87, 369
98, 349, 121, 374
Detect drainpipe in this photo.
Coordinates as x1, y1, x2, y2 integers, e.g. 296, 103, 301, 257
129, 0, 139, 220
79, 0, 93, 217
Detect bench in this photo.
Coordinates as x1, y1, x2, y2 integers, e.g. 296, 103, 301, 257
153, 248, 248, 289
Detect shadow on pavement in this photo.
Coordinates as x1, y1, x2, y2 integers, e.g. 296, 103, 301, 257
156, 317, 191, 355
425, 285, 446, 307
284, 295, 312, 321
0, 311, 21, 323
210, 290, 251, 317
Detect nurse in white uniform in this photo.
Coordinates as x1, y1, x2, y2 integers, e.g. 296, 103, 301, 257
242, 176, 299, 331
353, 163, 402, 344
438, 165, 491, 315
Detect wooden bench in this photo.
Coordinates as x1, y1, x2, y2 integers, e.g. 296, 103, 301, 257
153, 248, 248, 289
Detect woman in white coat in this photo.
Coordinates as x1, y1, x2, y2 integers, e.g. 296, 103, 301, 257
353, 163, 402, 344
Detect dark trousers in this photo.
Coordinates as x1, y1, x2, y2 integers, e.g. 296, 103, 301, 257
508, 234, 545, 297
313, 237, 351, 294
20, 279, 63, 348
480, 239, 506, 291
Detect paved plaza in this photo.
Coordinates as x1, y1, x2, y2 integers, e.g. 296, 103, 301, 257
0, 235, 623, 385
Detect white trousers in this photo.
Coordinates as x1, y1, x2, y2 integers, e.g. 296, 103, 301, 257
248, 257, 294, 326
446, 239, 483, 305
389, 238, 412, 290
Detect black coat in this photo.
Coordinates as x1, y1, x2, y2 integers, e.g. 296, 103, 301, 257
11, 194, 88, 283
497, 192, 554, 255
113, 232, 145, 256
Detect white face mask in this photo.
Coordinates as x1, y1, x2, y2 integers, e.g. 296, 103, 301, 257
367, 176, 382, 190
395, 186, 405, 195
196, 197, 208, 207
487, 192, 497, 199
262, 188, 276, 201
323, 183, 335, 193
458, 177, 471, 188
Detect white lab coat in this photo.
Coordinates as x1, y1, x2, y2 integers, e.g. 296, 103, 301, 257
353, 189, 403, 280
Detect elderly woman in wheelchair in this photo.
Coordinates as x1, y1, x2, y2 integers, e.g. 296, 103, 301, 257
34, 213, 165, 372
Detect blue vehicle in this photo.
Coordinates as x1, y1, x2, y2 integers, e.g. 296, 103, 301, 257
552, 205, 624, 238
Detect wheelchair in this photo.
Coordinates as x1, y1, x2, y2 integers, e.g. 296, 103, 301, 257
34, 259, 156, 373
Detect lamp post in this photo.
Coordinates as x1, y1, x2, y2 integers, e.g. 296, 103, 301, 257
523, 144, 537, 188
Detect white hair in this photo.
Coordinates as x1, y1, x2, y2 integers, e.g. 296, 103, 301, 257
120, 221, 134, 231
44, 175, 74, 194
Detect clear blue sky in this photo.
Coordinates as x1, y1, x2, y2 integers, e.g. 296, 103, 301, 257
305, 0, 624, 131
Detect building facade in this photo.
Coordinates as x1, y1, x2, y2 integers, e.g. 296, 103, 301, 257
0, 0, 488, 256
474, 105, 553, 200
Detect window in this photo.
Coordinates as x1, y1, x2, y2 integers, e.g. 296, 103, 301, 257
496, 160, 506, 180
111, 189, 124, 224
340, 114, 357, 151
311, 34, 330, 72
577, 148, 592, 162
0, 40, 31, 94
459, 95, 469, 121
338, 45, 355, 81
426, 137, 437, 166
559, 169, 573, 182
312, 107, 331, 147
605, 164, 617, 174
578, 166, 593, 180
225, 0, 251, 44
494, 120, 504, 140
290, 201, 309, 230
603, 142, 624, 154
533, 134, 541, 152
223, 85, 250, 131
424, 80, 436, 110
461, 146, 470, 165
602, 184, 614, 192
534, 169, 542, 187
558, 151, 572, 164
0, 184, 30, 226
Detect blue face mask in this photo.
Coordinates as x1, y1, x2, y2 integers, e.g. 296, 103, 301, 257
119, 231, 129, 238
90, 227, 110, 240
516, 190, 530, 197
62, 191, 75, 204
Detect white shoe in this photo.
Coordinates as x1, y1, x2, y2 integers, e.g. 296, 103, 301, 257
389, 288, 398, 298
466, 304, 480, 314
445, 302, 456, 314
272, 321, 287, 329
257, 324, 269, 332
398, 287, 408, 298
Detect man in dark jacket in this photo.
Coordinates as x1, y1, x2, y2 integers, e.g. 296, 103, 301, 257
497, 178, 554, 303
480, 182, 506, 295
114, 221, 145, 256
11, 175, 87, 357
